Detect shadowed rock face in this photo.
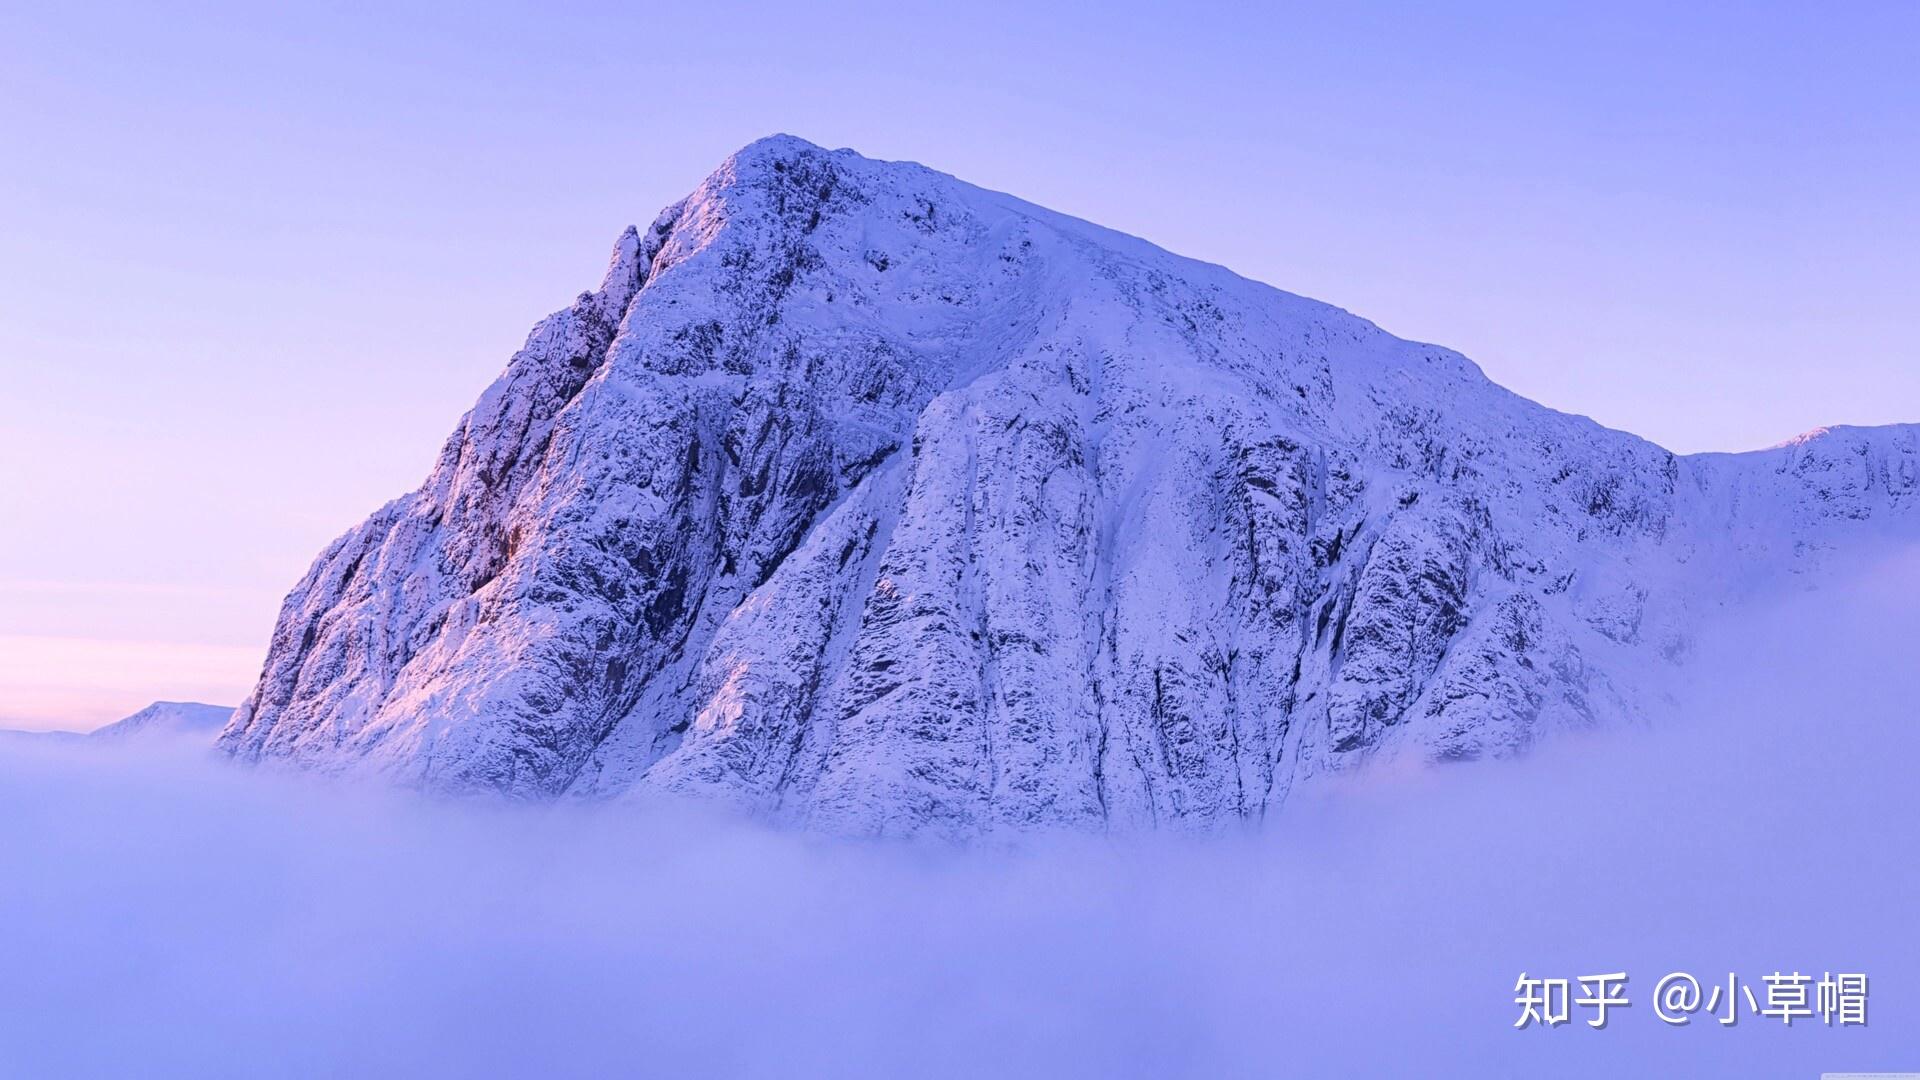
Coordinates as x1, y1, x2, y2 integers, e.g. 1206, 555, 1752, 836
218, 136, 1920, 838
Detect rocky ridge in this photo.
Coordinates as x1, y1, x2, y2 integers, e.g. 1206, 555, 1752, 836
218, 136, 1919, 837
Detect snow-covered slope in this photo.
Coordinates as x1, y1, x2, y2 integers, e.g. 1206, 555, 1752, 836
90, 701, 234, 743
2, 701, 234, 746
218, 136, 1920, 837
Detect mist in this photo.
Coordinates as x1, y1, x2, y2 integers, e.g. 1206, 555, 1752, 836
3, 553, 1917, 1078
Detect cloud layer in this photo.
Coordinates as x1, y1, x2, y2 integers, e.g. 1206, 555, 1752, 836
2, 554, 1916, 1078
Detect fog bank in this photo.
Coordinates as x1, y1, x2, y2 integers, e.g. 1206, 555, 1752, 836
3, 555, 1917, 1078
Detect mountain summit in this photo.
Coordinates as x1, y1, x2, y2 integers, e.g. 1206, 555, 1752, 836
219, 136, 1919, 837
3, 701, 234, 745
91, 701, 234, 742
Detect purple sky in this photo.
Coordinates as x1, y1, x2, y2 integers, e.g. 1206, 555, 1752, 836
2, 1, 1915, 729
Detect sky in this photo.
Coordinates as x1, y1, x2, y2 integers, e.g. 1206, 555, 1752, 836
1, 1, 1916, 729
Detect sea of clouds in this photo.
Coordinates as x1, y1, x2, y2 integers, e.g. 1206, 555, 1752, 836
3, 552, 1917, 1078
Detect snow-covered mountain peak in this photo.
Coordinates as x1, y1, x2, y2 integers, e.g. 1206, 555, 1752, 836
217, 138, 1918, 837
91, 701, 234, 741
1, 701, 236, 746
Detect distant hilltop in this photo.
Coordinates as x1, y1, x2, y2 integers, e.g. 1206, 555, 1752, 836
1, 701, 235, 745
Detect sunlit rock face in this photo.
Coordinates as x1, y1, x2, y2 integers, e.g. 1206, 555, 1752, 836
219, 136, 1920, 837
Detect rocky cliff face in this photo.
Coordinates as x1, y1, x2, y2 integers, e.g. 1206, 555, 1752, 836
218, 136, 1920, 837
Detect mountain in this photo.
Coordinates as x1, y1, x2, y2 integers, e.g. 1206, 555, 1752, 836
217, 136, 1919, 837
89, 701, 234, 742
1, 701, 234, 746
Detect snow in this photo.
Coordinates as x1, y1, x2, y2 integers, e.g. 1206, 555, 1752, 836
87, 701, 234, 742
215, 135, 1919, 836
0, 700, 233, 745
